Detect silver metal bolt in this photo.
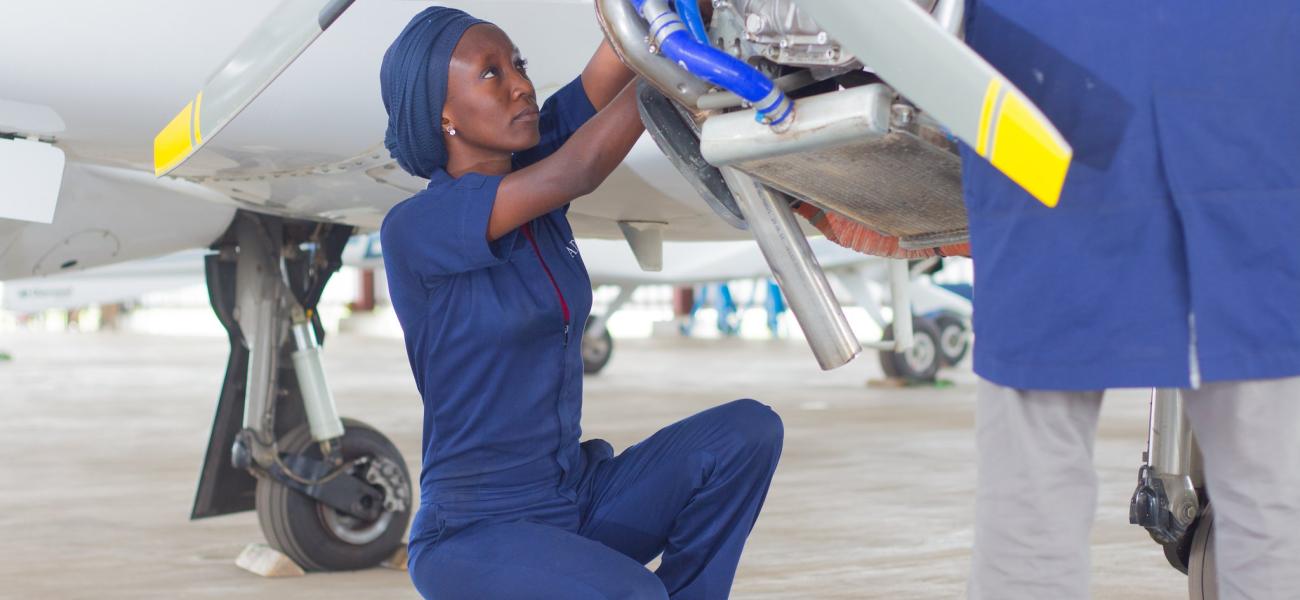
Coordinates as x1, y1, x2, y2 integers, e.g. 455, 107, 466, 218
891, 104, 916, 129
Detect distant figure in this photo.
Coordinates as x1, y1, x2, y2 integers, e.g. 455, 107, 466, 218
98, 303, 127, 331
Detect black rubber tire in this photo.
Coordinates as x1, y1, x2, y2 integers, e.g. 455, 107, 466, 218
878, 317, 943, 383
1163, 532, 1193, 575
255, 418, 411, 572
582, 316, 614, 375
1159, 511, 1198, 575
932, 311, 971, 367
1187, 505, 1218, 600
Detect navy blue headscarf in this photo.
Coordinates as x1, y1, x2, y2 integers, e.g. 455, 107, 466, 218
380, 7, 488, 179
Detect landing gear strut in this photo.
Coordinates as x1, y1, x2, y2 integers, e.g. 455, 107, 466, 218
192, 211, 411, 571
1130, 388, 1215, 598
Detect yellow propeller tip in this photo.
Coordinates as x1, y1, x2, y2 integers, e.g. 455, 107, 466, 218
152, 94, 202, 177
979, 87, 1073, 208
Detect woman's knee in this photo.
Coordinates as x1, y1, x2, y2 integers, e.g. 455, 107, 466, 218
620, 568, 671, 600
720, 398, 784, 452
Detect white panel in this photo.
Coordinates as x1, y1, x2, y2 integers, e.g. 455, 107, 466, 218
0, 162, 236, 281
0, 137, 65, 224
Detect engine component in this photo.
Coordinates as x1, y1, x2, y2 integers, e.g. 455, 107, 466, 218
700, 83, 892, 166
711, 0, 939, 69
635, 0, 793, 127
596, 0, 711, 107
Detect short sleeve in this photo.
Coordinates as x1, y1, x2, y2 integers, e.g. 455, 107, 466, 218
379, 173, 518, 280
512, 75, 599, 170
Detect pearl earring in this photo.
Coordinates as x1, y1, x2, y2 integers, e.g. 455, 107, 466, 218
446, 126, 457, 136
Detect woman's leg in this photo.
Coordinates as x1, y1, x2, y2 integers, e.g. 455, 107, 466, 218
410, 520, 667, 600
577, 398, 784, 600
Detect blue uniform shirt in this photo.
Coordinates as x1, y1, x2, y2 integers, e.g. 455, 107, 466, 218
962, 1, 1300, 390
380, 77, 597, 552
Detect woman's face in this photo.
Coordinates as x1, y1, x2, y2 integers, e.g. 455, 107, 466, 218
442, 24, 540, 158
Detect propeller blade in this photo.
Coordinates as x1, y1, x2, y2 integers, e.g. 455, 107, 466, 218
153, 0, 355, 176
795, 0, 1073, 207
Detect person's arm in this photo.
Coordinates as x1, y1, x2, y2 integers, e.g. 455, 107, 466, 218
502, 39, 636, 170
580, 40, 635, 110
489, 81, 643, 240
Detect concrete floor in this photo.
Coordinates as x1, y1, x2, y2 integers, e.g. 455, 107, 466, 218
0, 330, 1188, 599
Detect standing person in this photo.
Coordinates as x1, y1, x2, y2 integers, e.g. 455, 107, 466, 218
960, 2, 1300, 598
378, 7, 782, 600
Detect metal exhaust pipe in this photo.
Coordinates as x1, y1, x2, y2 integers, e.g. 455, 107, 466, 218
933, 0, 966, 36
595, 0, 710, 108
720, 167, 861, 370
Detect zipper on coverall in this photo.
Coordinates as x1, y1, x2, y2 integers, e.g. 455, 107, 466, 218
522, 222, 571, 345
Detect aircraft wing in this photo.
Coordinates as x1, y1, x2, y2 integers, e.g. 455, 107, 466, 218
148, 0, 746, 238
0, 1, 754, 281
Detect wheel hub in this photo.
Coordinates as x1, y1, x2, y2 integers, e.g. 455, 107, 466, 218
319, 502, 393, 546
583, 335, 611, 363
905, 333, 936, 373
316, 456, 409, 546
940, 324, 966, 357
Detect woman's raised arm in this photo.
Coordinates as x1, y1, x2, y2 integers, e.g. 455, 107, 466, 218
488, 80, 643, 241
580, 40, 636, 110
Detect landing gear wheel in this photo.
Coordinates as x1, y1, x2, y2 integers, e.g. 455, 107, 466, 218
932, 311, 970, 367
1160, 521, 1196, 575
582, 316, 614, 375
255, 418, 411, 571
878, 317, 942, 383
1187, 505, 1218, 600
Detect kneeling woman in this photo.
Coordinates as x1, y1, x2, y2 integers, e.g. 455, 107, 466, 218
378, 7, 783, 600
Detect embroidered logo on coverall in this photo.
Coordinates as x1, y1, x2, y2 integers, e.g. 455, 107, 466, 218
566, 240, 579, 259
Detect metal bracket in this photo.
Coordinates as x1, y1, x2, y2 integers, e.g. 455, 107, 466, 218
1130, 464, 1199, 546
617, 221, 666, 272
267, 453, 385, 521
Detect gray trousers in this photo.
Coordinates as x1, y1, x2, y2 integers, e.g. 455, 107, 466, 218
968, 378, 1300, 600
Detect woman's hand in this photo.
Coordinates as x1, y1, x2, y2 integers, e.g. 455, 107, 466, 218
580, 41, 635, 111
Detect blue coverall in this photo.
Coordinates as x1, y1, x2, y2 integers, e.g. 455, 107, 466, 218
381, 77, 783, 599
962, 1, 1300, 389
960, 4, 1300, 597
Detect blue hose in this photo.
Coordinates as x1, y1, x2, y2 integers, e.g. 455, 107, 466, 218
636, 0, 792, 126
674, 0, 709, 44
